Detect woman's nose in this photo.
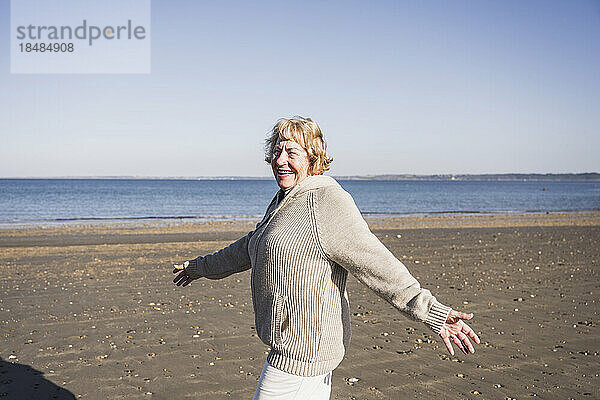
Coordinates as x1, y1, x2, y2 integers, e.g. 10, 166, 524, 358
275, 151, 288, 165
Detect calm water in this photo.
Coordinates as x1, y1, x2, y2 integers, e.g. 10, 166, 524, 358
0, 179, 598, 226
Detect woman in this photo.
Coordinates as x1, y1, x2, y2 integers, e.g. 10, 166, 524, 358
173, 117, 480, 399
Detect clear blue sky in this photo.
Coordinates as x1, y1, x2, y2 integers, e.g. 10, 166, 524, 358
1, 0, 599, 177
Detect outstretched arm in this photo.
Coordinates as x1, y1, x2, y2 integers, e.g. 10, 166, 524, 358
173, 192, 281, 286
314, 185, 480, 353
173, 231, 253, 285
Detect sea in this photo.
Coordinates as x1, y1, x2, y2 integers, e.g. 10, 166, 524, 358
0, 178, 598, 227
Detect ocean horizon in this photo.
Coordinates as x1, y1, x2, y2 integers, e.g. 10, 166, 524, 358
1, 172, 599, 181
0, 178, 598, 227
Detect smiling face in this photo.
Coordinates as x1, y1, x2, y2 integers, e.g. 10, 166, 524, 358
271, 138, 311, 191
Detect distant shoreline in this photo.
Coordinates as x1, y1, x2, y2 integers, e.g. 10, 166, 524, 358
1, 209, 598, 230
1, 173, 599, 182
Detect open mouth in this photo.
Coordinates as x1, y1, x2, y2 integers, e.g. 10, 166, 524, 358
277, 170, 294, 177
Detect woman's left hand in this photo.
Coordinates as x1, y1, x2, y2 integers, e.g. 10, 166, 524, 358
439, 310, 480, 356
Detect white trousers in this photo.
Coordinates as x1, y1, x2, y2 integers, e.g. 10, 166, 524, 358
252, 361, 332, 400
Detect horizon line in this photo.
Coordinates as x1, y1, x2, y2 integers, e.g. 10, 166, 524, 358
1, 172, 599, 180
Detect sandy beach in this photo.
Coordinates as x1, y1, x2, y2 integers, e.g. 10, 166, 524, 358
1, 212, 598, 399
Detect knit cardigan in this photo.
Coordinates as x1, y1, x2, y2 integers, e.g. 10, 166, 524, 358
186, 175, 452, 376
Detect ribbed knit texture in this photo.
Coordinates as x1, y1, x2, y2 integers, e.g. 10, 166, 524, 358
186, 175, 451, 376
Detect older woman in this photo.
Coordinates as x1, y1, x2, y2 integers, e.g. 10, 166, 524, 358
173, 117, 480, 399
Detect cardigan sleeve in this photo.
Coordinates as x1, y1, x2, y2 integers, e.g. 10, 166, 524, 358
184, 191, 282, 280
184, 231, 253, 280
313, 185, 451, 334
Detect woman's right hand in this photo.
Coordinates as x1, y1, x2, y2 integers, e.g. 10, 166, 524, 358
172, 260, 197, 287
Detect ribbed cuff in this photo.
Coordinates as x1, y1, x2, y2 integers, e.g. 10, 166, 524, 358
184, 257, 204, 279
424, 301, 452, 334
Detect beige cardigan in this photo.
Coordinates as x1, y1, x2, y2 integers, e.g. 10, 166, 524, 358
186, 175, 451, 376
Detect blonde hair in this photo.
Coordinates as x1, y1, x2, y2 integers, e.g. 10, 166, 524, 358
264, 116, 333, 175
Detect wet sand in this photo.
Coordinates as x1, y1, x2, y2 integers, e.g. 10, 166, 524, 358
1, 212, 598, 399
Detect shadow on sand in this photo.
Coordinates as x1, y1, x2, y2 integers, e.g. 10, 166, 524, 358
0, 356, 76, 399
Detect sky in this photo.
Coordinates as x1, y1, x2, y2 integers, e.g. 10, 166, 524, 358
1, 0, 599, 177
